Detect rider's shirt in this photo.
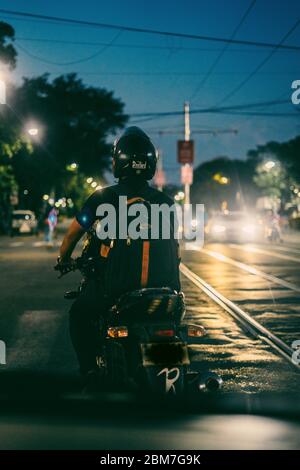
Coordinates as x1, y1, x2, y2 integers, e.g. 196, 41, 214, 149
76, 180, 175, 231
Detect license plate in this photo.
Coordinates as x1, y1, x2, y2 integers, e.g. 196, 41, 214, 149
141, 342, 190, 366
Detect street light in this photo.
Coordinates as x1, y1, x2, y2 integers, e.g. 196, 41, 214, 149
27, 127, 39, 136
264, 160, 276, 170
175, 191, 185, 202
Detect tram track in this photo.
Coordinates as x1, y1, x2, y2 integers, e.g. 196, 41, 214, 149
180, 263, 299, 370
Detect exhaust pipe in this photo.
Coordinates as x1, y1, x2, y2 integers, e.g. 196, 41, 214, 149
197, 372, 223, 391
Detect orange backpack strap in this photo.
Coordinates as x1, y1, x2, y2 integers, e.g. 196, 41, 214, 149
141, 240, 150, 287
100, 243, 111, 258
126, 197, 145, 205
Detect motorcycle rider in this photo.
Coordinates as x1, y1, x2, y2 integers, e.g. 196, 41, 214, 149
265, 209, 283, 243
57, 127, 181, 380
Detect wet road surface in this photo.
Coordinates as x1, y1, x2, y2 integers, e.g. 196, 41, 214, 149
0, 234, 299, 394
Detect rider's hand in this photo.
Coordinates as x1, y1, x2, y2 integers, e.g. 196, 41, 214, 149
54, 256, 75, 277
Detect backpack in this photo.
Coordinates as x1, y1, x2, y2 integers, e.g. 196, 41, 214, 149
99, 186, 180, 300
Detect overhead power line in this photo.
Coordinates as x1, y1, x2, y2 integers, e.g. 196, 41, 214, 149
190, 0, 257, 100
16, 31, 122, 66
216, 16, 300, 106
14, 36, 300, 54
149, 128, 238, 135
1, 8, 300, 51
129, 98, 292, 118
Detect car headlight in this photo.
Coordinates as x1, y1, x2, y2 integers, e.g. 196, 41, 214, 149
242, 224, 256, 234
212, 224, 226, 233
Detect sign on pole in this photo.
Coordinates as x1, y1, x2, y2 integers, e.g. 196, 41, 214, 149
177, 140, 194, 164
181, 164, 193, 185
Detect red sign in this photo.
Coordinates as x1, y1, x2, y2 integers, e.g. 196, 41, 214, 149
181, 164, 193, 185
177, 140, 194, 164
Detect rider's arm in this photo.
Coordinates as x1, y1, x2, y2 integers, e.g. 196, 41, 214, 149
59, 218, 85, 261
59, 188, 107, 261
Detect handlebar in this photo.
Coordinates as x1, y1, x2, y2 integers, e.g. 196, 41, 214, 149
54, 256, 96, 278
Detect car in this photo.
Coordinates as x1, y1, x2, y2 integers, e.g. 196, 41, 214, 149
11, 210, 38, 235
205, 211, 263, 243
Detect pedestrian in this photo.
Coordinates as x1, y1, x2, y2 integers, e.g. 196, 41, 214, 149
45, 205, 58, 246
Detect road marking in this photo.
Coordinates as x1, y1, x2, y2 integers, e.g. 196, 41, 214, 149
200, 247, 300, 294
180, 263, 299, 369
229, 244, 300, 263
7, 310, 64, 369
32, 241, 61, 247
273, 245, 300, 256
9, 242, 24, 247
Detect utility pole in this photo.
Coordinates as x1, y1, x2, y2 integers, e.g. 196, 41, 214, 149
184, 102, 191, 205
154, 148, 165, 191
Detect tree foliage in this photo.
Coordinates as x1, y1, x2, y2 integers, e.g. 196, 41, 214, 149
0, 21, 17, 69
247, 136, 300, 183
191, 156, 257, 210
7, 73, 128, 211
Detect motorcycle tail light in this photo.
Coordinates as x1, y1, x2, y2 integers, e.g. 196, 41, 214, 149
107, 326, 128, 338
154, 329, 175, 337
187, 325, 206, 337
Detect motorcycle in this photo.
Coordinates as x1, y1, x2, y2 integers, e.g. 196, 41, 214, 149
55, 255, 222, 396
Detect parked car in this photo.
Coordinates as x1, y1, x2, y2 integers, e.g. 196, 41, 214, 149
11, 210, 38, 235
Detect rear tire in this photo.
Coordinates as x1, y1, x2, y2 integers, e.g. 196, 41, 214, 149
105, 341, 128, 389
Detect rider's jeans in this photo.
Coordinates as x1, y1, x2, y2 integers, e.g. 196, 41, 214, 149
69, 280, 107, 375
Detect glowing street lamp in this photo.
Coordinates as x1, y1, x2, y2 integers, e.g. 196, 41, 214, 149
264, 160, 276, 170
27, 127, 39, 136
175, 191, 185, 202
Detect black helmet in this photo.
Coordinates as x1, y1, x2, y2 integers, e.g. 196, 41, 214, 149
112, 126, 157, 180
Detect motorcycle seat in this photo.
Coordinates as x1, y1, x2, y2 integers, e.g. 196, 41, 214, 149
110, 287, 185, 324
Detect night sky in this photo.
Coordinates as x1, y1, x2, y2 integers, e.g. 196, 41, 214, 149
1, 0, 300, 183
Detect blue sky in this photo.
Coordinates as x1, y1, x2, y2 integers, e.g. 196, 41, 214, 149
1, 0, 300, 183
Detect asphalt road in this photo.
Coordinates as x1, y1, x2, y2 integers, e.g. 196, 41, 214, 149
0, 231, 299, 395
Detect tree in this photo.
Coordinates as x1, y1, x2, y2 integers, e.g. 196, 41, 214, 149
247, 136, 300, 183
10, 73, 128, 211
191, 156, 257, 211
0, 164, 17, 233
253, 160, 290, 207
247, 137, 300, 207
0, 21, 17, 69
